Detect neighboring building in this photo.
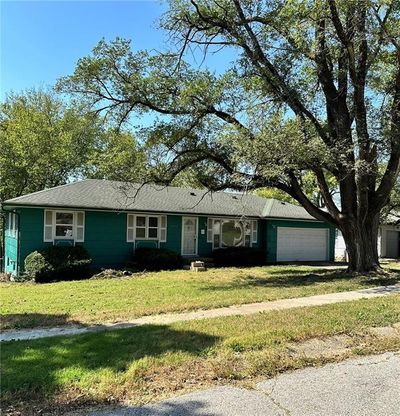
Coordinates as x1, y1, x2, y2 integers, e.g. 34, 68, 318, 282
1, 180, 336, 276
335, 214, 400, 261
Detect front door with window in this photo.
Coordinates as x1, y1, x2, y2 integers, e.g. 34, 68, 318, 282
182, 217, 198, 255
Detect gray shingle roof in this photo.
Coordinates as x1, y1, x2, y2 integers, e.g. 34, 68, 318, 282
3, 179, 317, 220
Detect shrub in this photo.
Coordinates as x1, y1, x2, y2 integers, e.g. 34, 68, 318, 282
24, 245, 92, 283
212, 247, 266, 267
135, 247, 184, 271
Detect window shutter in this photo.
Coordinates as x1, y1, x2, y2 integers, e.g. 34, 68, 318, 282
159, 215, 167, 242
251, 220, 258, 243
207, 218, 213, 242
44, 210, 53, 242
127, 214, 135, 242
75, 212, 85, 242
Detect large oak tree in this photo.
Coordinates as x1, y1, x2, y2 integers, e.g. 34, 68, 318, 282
59, 0, 400, 272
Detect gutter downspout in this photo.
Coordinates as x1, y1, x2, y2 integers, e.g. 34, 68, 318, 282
1, 206, 21, 277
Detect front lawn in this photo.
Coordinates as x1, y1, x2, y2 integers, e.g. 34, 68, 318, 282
2, 295, 399, 414
1, 264, 399, 330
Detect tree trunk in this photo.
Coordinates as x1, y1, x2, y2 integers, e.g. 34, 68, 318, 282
340, 214, 381, 273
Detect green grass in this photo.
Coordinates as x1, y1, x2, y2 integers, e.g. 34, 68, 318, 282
2, 294, 400, 413
1, 263, 399, 330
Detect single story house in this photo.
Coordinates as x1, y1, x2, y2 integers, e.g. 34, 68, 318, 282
1, 179, 336, 276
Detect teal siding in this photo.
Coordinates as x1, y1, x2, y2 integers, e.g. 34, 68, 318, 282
160, 215, 182, 253
266, 219, 335, 263
19, 208, 53, 272
83, 211, 132, 267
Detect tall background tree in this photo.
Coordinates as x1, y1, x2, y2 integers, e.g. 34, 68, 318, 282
0, 88, 146, 259
58, 0, 399, 272
0, 88, 146, 202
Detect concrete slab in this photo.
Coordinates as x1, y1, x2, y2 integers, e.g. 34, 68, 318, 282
89, 386, 284, 416
257, 351, 400, 416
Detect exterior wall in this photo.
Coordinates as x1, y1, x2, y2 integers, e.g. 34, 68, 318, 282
4, 213, 19, 275
8, 206, 334, 275
265, 219, 335, 263
11, 210, 225, 273
160, 215, 182, 253
83, 211, 132, 267
380, 224, 400, 258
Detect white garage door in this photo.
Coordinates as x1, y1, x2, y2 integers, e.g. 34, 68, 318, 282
386, 230, 399, 258
277, 227, 329, 262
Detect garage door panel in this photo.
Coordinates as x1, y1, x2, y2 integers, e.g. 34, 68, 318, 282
277, 227, 328, 262
386, 231, 399, 258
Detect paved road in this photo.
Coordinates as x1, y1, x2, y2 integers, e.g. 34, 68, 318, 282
2, 284, 400, 342
89, 352, 400, 416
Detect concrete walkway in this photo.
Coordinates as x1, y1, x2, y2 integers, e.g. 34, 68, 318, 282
2, 283, 399, 342
85, 351, 400, 416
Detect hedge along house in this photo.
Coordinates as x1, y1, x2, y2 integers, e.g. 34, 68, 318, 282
1, 179, 335, 276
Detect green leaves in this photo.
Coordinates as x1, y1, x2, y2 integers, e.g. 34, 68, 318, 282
0, 88, 146, 201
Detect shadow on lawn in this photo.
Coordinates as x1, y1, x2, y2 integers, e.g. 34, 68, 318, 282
0, 313, 80, 331
201, 267, 400, 291
1, 323, 220, 406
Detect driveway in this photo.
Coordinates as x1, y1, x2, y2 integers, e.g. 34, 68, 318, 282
87, 351, 400, 416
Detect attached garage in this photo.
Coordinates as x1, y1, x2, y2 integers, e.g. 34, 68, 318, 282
276, 227, 329, 262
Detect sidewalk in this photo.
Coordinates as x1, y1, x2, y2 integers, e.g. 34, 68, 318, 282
2, 283, 399, 342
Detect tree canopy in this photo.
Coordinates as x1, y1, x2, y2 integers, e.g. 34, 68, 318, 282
0, 89, 146, 201
56, 0, 399, 272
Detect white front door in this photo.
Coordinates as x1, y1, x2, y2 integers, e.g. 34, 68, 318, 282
182, 217, 198, 255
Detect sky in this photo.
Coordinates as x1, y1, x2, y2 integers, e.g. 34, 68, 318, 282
1, 0, 234, 101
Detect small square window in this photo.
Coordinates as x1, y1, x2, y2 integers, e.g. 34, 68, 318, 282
148, 228, 158, 238
149, 217, 158, 228
136, 228, 146, 238
136, 216, 146, 227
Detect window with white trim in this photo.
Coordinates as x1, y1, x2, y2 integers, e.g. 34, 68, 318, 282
207, 218, 258, 249
55, 212, 74, 238
43, 210, 85, 242
127, 214, 167, 242
8, 213, 17, 238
